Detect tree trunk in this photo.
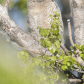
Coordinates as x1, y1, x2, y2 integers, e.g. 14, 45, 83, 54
71, 0, 84, 45
27, 0, 64, 45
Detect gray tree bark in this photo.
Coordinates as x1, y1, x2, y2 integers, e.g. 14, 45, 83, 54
70, 0, 84, 45
0, 0, 64, 57
27, 0, 64, 45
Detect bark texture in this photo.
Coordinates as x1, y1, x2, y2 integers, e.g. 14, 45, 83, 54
0, 0, 65, 57
0, 4, 50, 57
71, 0, 84, 45
27, 0, 64, 45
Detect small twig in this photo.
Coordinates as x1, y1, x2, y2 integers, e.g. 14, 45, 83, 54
55, 59, 63, 62
0, 31, 26, 49
69, 78, 82, 83
71, 68, 84, 73
67, 19, 74, 47
0, 31, 41, 55
60, 44, 69, 55
5, 0, 9, 11
67, 19, 80, 57
73, 64, 81, 70
67, 19, 84, 68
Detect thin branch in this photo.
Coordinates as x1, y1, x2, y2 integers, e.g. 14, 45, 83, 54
55, 59, 63, 62
69, 78, 82, 83
67, 19, 74, 47
67, 19, 84, 67
5, 0, 9, 11
0, 31, 41, 55
71, 68, 84, 73
0, 31, 25, 49
73, 64, 81, 70
67, 19, 80, 57
60, 44, 69, 55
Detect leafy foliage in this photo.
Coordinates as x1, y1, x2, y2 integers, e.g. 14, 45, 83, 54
16, 12, 71, 84
13, 12, 72, 84
16, 50, 68, 84
37, 12, 76, 72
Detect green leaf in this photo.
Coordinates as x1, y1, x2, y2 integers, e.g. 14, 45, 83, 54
54, 11, 58, 15
61, 65, 68, 71
40, 39, 52, 48
80, 53, 84, 59
50, 56, 56, 62
48, 36, 55, 43
54, 40, 61, 48
40, 62, 45, 67
46, 40, 52, 48
20, 51, 25, 56
49, 14, 53, 18
70, 46, 73, 50
37, 26, 40, 29
67, 62, 71, 66
24, 52, 29, 58
39, 29, 49, 37
51, 62, 54, 67
83, 75, 84, 79
64, 56, 69, 61
52, 28, 60, 36
63, 61, 67, 65
50, 48, 56, 53
58, 56, 63, 60
54, 12, 60, 17
50, 28, 53, 32
34, 59, 41, 66
39, 55, 43, 59
62, 79, 66, 83
57, 34, 61, 39
40, 39, 46, 48
51, 24, 55, 29
68, 51, 72, 55
17, 51, 25, 60
53, 20, 59, 24
44, 55, 49, 60
46, 61, 50, 67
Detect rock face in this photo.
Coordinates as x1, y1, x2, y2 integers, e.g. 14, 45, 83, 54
27, 0, 64, 45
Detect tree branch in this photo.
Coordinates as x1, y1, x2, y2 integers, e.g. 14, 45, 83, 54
0, 1, 65, 57
69, 78, 83, 83
67, 19, 74, 47
67, 19, 84, 68
71, 68, 84, 74
5, 0, 9, 11
0, 30, 27, 50
0, 4, 51, 57
60, 44, 69, 55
